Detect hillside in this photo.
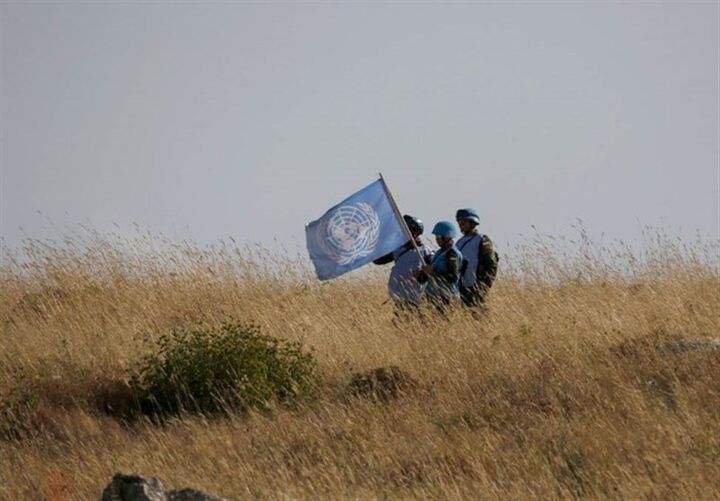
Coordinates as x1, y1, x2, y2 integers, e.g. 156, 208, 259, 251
1, 231, 718, 499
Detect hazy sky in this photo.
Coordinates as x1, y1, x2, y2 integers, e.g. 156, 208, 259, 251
1, 1, 718, 255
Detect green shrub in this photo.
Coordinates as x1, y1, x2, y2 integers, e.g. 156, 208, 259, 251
130, 321, 318, 417
0, 383, 40, 440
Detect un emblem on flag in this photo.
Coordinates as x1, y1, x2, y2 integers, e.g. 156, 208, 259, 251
319, 202, 381, 265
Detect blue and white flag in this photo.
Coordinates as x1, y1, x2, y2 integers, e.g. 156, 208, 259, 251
306, 179, 407, 280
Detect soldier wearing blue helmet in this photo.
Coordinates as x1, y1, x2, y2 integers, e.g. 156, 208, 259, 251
373, 215, 432, 316
455, 208, 499, 310
416, 221, 463, 313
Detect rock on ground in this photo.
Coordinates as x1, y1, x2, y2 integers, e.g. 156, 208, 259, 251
101, 474, 224, 501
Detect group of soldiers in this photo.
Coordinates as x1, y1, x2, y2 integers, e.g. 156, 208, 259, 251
373, 208, 499, 317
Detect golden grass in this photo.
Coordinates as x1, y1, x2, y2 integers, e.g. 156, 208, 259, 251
1, 229, 718, 499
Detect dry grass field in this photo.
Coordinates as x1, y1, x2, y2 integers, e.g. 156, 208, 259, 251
1, 229, 718, 500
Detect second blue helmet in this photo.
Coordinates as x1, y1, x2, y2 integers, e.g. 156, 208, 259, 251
431, 221, 457, 239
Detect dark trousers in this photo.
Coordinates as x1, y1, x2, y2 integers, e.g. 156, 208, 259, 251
459, 285, 488, 310
390, 299, 426, 327
426, 294, 460, 319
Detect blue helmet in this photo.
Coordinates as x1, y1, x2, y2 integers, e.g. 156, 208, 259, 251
403, 214, 424, 235
456, 208, 480, 225
432, 221, 457, 239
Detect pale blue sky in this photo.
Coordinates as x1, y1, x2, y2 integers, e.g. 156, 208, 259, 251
1, 1, 718, 256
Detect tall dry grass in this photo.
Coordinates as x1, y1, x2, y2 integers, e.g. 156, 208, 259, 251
0, 228, 718, 499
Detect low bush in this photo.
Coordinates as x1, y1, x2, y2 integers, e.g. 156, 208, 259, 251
0, 383, 40, 440
130, 321, 318, 417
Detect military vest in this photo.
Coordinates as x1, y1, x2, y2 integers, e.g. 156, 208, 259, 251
426, 245, 462, 300
456, 233, 483, 288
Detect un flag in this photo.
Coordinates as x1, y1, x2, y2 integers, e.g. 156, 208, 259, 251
306, 179, 407, 280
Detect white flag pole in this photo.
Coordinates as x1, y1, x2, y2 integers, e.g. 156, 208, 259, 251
378, 172, 425, 263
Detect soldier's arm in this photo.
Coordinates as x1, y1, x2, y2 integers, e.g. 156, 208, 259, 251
476, 237, 498, 289
372, 252, 394, 265
414, 249, 434, 283
448, 249, 461, 282
423, 250, 433, 265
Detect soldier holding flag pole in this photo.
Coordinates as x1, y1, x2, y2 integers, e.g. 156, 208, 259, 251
372, 214, 432, 319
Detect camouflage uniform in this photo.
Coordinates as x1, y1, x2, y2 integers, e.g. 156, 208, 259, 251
457, 232, 499, 309
417, 245, 463, 315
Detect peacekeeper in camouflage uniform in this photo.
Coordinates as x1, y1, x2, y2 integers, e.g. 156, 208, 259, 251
455, 208, 499, 310
416, 221, 463, 315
